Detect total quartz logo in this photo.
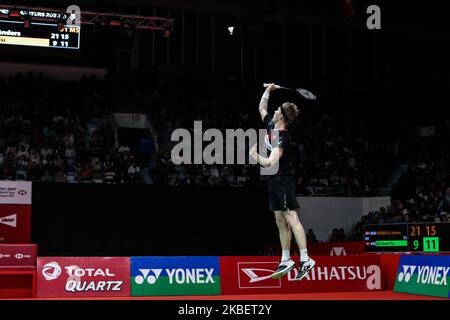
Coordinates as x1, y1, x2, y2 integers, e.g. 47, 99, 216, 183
42, 261, 62, 280
37, 257, 130, 297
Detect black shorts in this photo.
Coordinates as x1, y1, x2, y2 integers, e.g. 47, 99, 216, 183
267, 175, 299, 212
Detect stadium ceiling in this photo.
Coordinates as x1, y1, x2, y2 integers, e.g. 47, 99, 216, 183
0, 4, 174, 31
3, 0, 342, 27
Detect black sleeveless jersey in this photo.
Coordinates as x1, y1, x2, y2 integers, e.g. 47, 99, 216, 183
263, 114, 297, 176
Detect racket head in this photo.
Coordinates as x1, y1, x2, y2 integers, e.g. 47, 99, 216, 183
296, 88, 317, 100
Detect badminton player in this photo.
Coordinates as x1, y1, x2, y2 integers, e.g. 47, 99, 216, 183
249, 83, 315, 280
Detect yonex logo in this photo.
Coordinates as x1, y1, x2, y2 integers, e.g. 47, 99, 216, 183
42, 261, 62, 280
398, 265, 417, 282
135, 268, 215, 285
135, 269, 162, 285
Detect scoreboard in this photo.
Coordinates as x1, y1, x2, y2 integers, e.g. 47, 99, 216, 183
364, 222, 450, 253
0, 8, 80, 49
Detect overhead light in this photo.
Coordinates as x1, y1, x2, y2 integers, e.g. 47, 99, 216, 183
9, 10, 20, 18
228, 26, 234, 35
110, 19, 121, 27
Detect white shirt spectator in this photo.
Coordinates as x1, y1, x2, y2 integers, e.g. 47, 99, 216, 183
17, 149, 30, 159
65, 145, 76, 159
128, 164, 140, 175
53, 115, 64, 123
64, 134, 75, 147
30, 152, 41, 165
119, 144, 130, 153
17, 155, 29, 168
40, 147, 54, 158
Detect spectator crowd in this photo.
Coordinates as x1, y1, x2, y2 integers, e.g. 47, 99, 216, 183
1, 71, 398, 194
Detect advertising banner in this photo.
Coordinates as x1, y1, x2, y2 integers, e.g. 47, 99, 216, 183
0, 244, 37, 269
394, 255, 450, 298
113, 113, 148, 129
0, 205, 31, 243
0, 181, 32, 204
131, 256, 221, 296
220, 255, 382, 295
36, 257, 130, 297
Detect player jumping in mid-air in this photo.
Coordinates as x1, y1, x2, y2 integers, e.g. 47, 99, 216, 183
249, 83, 315, 280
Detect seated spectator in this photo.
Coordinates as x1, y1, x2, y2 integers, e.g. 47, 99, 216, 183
16, 145, 29, 160
79, 164, 93, 183
28, 161, 42, 181
348, 222, 363, 241
306, 228, 318, 243
330, 228, 340, 242
337, 228, 346, 241
104, 165, 116, 184
127, 156, 141, 183
53, 169, 66, 183
41, 169, 54, 183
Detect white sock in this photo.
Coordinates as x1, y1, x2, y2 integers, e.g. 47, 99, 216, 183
281, 249, 290, 262
300, 249, 309, 262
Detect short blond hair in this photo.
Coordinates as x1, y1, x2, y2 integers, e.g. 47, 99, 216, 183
281, 102, 300, 122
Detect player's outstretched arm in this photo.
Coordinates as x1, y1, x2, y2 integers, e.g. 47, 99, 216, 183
259, 83, 277, 121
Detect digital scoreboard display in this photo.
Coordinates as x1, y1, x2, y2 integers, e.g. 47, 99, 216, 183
364, 224, 408, 252
365, 223, 450, 253
0, 7, 80, 49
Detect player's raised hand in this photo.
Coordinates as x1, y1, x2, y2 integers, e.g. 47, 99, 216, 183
264, 83, 279, 92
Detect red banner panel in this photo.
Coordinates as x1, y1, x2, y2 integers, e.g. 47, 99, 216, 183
0, 271, 36, 298
0, 205, 31, 243
379, 253, 402, 290
0, 244, 37, 269
36, 257, 130, 297
219, 255, 383, 295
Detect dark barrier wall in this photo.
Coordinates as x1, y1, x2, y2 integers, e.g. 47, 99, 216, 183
31, 183, 275, 256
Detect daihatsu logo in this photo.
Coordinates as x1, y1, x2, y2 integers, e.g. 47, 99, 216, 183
241, 268, 275, 283
0, 214, 16, 227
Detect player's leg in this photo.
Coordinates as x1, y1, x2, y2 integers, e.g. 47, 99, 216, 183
284, 210, 316, 280
282, 176, 316, 280
271, 210, 295, 278
269, 178, 296, 279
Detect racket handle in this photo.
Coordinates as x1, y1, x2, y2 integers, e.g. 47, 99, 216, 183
263, 83, 281, 89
